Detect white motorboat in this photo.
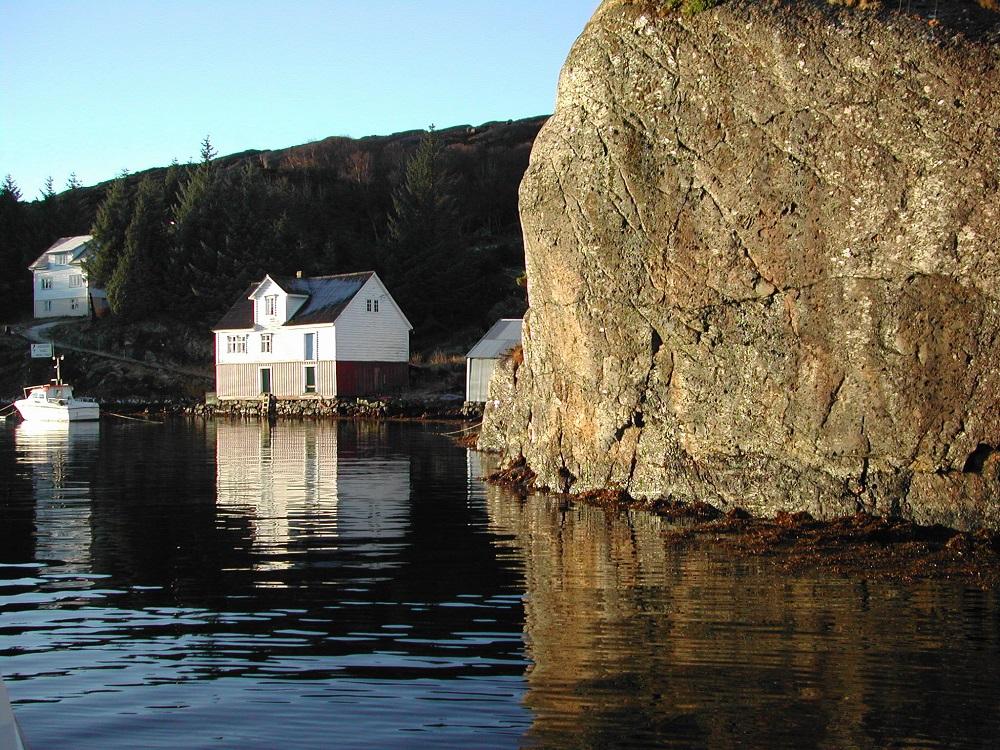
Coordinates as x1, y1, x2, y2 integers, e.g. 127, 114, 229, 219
14, 357, 99, 423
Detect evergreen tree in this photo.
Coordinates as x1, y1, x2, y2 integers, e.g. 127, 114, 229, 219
1, 174, 21, 201
107, 176, 166, 319
200, 135, 217, 164
381, 126, 471, 335
0, 175, 31, 319
58, 172, 89, 233
39, 176, 55, 201
167, 150, 225, 321
85, 178, 133, 288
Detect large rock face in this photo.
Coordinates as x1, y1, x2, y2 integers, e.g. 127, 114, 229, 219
481, 0, 1000, 529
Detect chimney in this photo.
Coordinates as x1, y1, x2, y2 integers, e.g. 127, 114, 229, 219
296, 270, 303, 279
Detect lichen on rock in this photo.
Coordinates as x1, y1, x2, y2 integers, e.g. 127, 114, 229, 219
480, 0, 1000, 530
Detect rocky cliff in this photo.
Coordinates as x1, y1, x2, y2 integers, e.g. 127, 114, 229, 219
480, 0, 1000, 530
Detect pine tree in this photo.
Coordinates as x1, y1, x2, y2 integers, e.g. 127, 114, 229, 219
0, 175, 31, 319
59, 172, 89, 233
107, 176, 166, 319
85, 178, 133, 288
381, 126, 469, 334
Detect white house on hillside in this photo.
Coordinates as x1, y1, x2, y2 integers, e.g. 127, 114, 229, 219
29, 235, 106, 318
212, 271, 412, 399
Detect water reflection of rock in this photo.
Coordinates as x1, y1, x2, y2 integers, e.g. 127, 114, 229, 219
483, 483, 1000, 749
13, 422, 100, 567
215, 421, 410, 575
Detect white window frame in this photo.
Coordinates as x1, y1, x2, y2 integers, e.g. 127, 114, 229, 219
366, 299, 372, 312
374, 299, 379, 312
303, 332, 317, 361
43, 300, 52, 312
226, 334, 248, 354
70, 299, 80, 310
41, 277, 52, 289
260, 333, 272, 353
265, 295, 278, 317
303, 364, 317, 394
69, 274, 83, 288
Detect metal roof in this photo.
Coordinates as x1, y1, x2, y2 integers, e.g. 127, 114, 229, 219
212, 271, 396, 331
271, 272, 375, 326
466, 318, 523, 359
28, 235, 93, 270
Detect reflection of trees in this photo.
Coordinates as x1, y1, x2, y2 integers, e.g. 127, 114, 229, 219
483, 486, 1000, 749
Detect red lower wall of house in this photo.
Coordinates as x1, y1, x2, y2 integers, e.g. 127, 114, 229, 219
336, 361, 409, 397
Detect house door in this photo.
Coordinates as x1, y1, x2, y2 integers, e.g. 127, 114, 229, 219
260, 367, 272, 395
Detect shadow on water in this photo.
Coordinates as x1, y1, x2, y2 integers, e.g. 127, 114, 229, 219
1, 421, 999, 749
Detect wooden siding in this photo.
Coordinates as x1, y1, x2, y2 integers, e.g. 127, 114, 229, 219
336, 361, 408, 397
33, 266, 91, 318
334, 276, 410, 362
216, 361, 336, 399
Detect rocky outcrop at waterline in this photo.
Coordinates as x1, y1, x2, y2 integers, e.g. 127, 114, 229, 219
480, 0, 1000, 530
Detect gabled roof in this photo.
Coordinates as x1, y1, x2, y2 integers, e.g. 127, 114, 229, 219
269, 272, 375, 326
212, 271, 392, 331
466, 318, 523, 359
29, 235, 93, 270
212, 283, 259, 331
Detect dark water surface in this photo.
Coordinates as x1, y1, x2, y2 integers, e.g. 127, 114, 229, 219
1, 420, 998, 749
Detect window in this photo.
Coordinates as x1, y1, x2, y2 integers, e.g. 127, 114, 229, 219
41, 278, 52, 289
260, 368, 272, 395
374, 299, 379, 312
304, 365, 316, 394
261, 333, 272, 353
226, 335, 247, 354
366, 299, 371, 312
70, 299, 79, 310
50, 254, 67, 265
265, 295, 278, 317
43, 300, 52, 312
303, 332, 316, 361
69, 274, 83, 288
366, 298, 379, 312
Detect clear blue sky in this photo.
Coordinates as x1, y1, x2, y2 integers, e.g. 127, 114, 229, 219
1, 0, 600, 199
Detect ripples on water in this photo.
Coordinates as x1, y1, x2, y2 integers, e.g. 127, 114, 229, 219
1, 420, 998, 749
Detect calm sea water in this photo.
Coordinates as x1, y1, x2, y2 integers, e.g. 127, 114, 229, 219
1, 419, 998, 749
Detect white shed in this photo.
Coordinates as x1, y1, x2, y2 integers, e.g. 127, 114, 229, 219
465, 318, 522, 403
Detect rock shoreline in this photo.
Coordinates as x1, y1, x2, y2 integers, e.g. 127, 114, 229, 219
480, 0, 1000, 531
480, 445, 1000, 589
172, 396, 480, 421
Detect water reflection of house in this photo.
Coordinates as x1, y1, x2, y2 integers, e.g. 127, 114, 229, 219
215, 421, 410, 573
14, 422, 100, 566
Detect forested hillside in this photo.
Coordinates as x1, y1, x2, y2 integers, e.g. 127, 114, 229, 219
0, 117, 545, 351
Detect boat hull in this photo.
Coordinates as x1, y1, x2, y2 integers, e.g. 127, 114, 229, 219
14, 400, 100, 423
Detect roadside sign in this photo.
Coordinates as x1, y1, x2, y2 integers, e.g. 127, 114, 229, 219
30, 343, 53, 358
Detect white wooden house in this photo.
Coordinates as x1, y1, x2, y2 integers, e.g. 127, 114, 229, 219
29, 235, 106, 318
212, 271, 412, 400
465, 318, 522, 402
